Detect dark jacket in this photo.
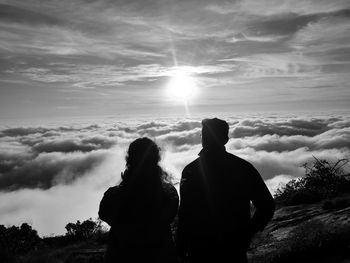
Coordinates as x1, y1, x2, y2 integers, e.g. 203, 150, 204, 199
99, 180, 179, 263
176, 147, 275, 262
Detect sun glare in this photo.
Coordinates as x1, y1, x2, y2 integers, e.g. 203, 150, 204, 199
166, 68, 197, 102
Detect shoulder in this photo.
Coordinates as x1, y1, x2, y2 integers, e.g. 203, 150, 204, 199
226, 152, 262, 183
183, 158, 200, 174
180, 158, 201, 189
103, 185, 121, 199
225, 152, 255, 168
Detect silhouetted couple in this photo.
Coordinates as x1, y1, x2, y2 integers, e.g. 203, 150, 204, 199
99, 118, 275, 263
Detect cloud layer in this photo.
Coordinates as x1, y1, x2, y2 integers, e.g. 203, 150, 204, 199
0, 114, 349, 235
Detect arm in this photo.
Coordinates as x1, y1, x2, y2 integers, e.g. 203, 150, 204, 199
248, 165, 275, 236
98, 186, 119, 226
160, 183, 179, 225
176, 168, 190, 262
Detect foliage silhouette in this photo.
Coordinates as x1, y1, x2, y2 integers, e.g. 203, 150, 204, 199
274, 157, 350, 205
65, 218, 103, 241
0, 223, 41, 262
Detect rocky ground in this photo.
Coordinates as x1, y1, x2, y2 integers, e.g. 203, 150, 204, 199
248, 199, 350, 263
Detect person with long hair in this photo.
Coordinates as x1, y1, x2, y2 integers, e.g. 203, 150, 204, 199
99, 137, 179, 263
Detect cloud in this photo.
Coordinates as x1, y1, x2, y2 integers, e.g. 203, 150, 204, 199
0, 124, 101, 137
230, 33, 286, 43
137, 120, 202, 137
32, 136, 116, 153
1, 114, 350, 235
0, 124, 121, 190
291, 15, 350, 52
0, 4, 63, 26
229, 145, 349, 182
0, 148, 125, 235
231, 118, 331, 137
157, 128, 201, 147
8, 63, 235, 90
0, 127, 51, 137
0, 184, 105, 236
1, 115, 349, 192
206, 0, 350, 16
0, 150, 108, 191
1, 0, 349, 115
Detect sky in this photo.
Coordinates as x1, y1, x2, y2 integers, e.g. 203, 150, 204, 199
1, 0, 350, 236
0, 0, 350, 120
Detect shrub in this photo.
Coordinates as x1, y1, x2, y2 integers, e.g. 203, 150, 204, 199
0, 223, 41, 262
274, 157, 350, 206
65, 218, 104, 241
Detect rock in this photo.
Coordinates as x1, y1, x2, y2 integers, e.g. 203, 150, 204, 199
248, 196, 350, 263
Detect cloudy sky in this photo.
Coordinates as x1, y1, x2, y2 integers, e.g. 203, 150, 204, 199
1, 0, 350, 120
1, 0, 350, 236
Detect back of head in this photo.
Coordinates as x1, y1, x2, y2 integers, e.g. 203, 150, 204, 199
126, 137, 160, 172
201, 118, 229, 148
122, 136, 172, 191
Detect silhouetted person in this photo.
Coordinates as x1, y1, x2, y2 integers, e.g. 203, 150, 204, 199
99, 137, 179, 263
176, 118, 275, 263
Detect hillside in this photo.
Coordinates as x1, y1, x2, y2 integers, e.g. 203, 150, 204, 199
248, 196, 350, 263
13, 195, 349, 263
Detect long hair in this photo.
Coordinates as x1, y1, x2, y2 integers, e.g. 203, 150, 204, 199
121, 137, 169, 188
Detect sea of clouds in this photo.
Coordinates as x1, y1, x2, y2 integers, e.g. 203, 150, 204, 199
1, 113, 350, 236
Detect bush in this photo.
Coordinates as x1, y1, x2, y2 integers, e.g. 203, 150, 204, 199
0, 223, 41, 263
65, 218, 104, 241
275, 157, 350, 206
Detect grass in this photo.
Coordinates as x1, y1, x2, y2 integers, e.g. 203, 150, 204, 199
18, 240, 107, 263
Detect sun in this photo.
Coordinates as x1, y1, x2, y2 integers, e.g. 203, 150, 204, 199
166, 68, 197, 102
